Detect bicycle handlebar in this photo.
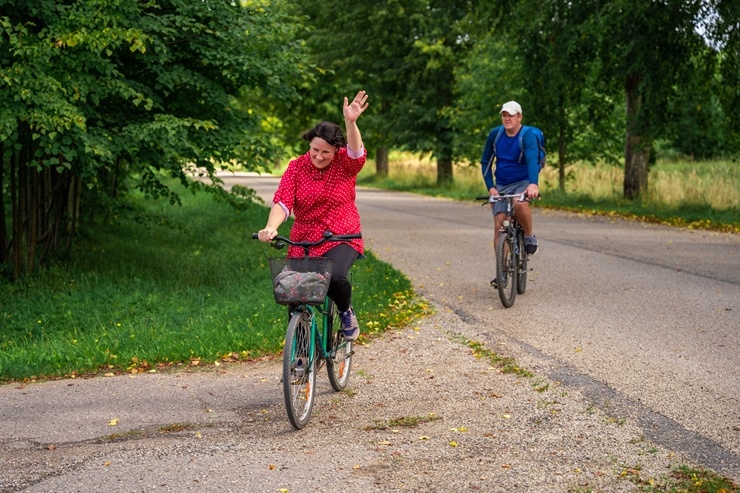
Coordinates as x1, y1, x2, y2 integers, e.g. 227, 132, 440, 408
476, 193, 539, 205
251, 230, 362, 251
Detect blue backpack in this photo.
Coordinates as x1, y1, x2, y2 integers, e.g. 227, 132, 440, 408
488, 125, 547, 171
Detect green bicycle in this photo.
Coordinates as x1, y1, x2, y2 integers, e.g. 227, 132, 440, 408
252, 230, 361, 429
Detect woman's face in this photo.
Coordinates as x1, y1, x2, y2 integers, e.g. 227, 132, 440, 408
308, 137, 337, 169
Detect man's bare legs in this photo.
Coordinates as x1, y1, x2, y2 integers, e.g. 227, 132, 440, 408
514, 200, 533, 236
493, 199, 536, 254
494, 199, 532, 245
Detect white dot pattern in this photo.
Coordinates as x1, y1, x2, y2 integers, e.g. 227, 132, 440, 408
272, 147, 366, 258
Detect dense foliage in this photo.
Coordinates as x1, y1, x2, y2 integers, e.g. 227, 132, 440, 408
289, 0, 737, 195
2, 0, 738, 279
0, 0, 308, 279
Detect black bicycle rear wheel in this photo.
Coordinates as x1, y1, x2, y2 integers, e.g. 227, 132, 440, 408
283, 310, 316, 430
517, 228, 528, 294
496, 232, 517, 308
325, 299, 353, 391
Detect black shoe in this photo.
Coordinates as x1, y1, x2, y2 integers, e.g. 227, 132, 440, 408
490, 275, 508, 289
524, 235, 538, 256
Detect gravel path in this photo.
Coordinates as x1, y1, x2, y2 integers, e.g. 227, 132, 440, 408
0, 307, 693, 492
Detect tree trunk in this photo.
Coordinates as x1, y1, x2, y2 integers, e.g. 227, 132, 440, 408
27, 162, 39, 274
65, 173, 81, 259
11, 146, 23, 280
558, 105, 566, 192
623, 72, 650, 200
2, 123, 79, 280
436, 156, 453, 185
0, 142, 7, 265
375, 145, 388, 178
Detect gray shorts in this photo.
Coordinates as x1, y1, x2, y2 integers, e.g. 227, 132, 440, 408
491, 181, 529, 216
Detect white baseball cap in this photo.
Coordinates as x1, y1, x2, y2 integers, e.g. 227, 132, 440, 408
500, 101, 522, 115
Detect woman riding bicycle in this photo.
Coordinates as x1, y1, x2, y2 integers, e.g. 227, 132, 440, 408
256, 90, 369, 341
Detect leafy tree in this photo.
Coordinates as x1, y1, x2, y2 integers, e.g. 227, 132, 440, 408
0, 0, 309, 280
290, 0, 474, 184
459, 0, 736, 196
663, 47, 732, 159
457, 0, 617, 191
592, 0, 712, 199
709, 0, 740, 152
517, 0, 625, 190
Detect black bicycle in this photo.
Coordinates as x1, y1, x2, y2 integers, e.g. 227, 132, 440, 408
251, 230, 361, 429
478, 193, 533, 308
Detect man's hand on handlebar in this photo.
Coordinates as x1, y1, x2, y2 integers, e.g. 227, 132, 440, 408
524, 184, 540, 200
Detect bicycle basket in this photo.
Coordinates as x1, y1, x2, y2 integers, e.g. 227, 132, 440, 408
268, 257, 334, 305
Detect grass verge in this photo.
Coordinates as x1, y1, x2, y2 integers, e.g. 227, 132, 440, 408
0, 183, 430, 382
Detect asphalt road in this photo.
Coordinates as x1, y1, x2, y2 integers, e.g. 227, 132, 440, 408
1, 172, 738, 492
237, 174, 740, 473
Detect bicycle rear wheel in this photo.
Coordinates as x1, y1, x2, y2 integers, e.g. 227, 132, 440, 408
496, 232, 518, 308
325, 299, 353, 391
516, 228, 528, 294
283, 310, 316, 430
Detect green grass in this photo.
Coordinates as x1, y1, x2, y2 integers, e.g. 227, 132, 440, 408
622, 464, 738, 493
357, 153, 740, 233
0, 183, 430, 382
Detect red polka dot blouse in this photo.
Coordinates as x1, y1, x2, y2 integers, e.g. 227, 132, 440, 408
272, 146, 366, 258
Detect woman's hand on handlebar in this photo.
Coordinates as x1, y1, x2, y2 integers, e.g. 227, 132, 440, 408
256, 227, 278, 242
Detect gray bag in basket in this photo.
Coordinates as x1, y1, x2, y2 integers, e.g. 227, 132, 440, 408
273, 269, 331, 304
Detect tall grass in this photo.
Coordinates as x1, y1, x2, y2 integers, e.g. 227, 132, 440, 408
358, 152, 740, 231
0, 183, 425, 381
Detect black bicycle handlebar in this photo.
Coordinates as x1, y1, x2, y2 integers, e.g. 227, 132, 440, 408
251, 230, 362, 251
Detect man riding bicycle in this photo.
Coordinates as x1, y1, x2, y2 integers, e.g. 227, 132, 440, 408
481, 100, 541, 258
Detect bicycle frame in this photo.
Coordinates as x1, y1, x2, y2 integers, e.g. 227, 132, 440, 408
287, 297, 335, 370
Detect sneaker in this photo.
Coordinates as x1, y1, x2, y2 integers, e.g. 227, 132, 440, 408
340, 307, 360, 341
524, 235, 538, 256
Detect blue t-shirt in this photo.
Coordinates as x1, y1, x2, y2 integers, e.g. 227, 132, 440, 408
480, 126, 539, 189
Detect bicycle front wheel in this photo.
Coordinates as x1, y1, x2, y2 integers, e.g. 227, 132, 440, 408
325, 299, 353, 391
496, 232, 518, 308
283, 310, 317, 430
517, 228, 528, 295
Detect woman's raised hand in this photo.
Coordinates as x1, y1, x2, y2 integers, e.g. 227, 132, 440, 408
343, 90, 369, 123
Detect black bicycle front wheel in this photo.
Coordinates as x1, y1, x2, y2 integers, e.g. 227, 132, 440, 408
517, 228, 528, 295
496, 232, 517, 308
325, 299, 353, 391
283, 310, 317, 430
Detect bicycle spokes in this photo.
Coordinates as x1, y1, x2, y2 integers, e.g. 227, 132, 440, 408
283, 311, 317, 429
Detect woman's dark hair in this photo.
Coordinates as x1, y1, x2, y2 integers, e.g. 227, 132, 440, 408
302, 121, 346, 147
